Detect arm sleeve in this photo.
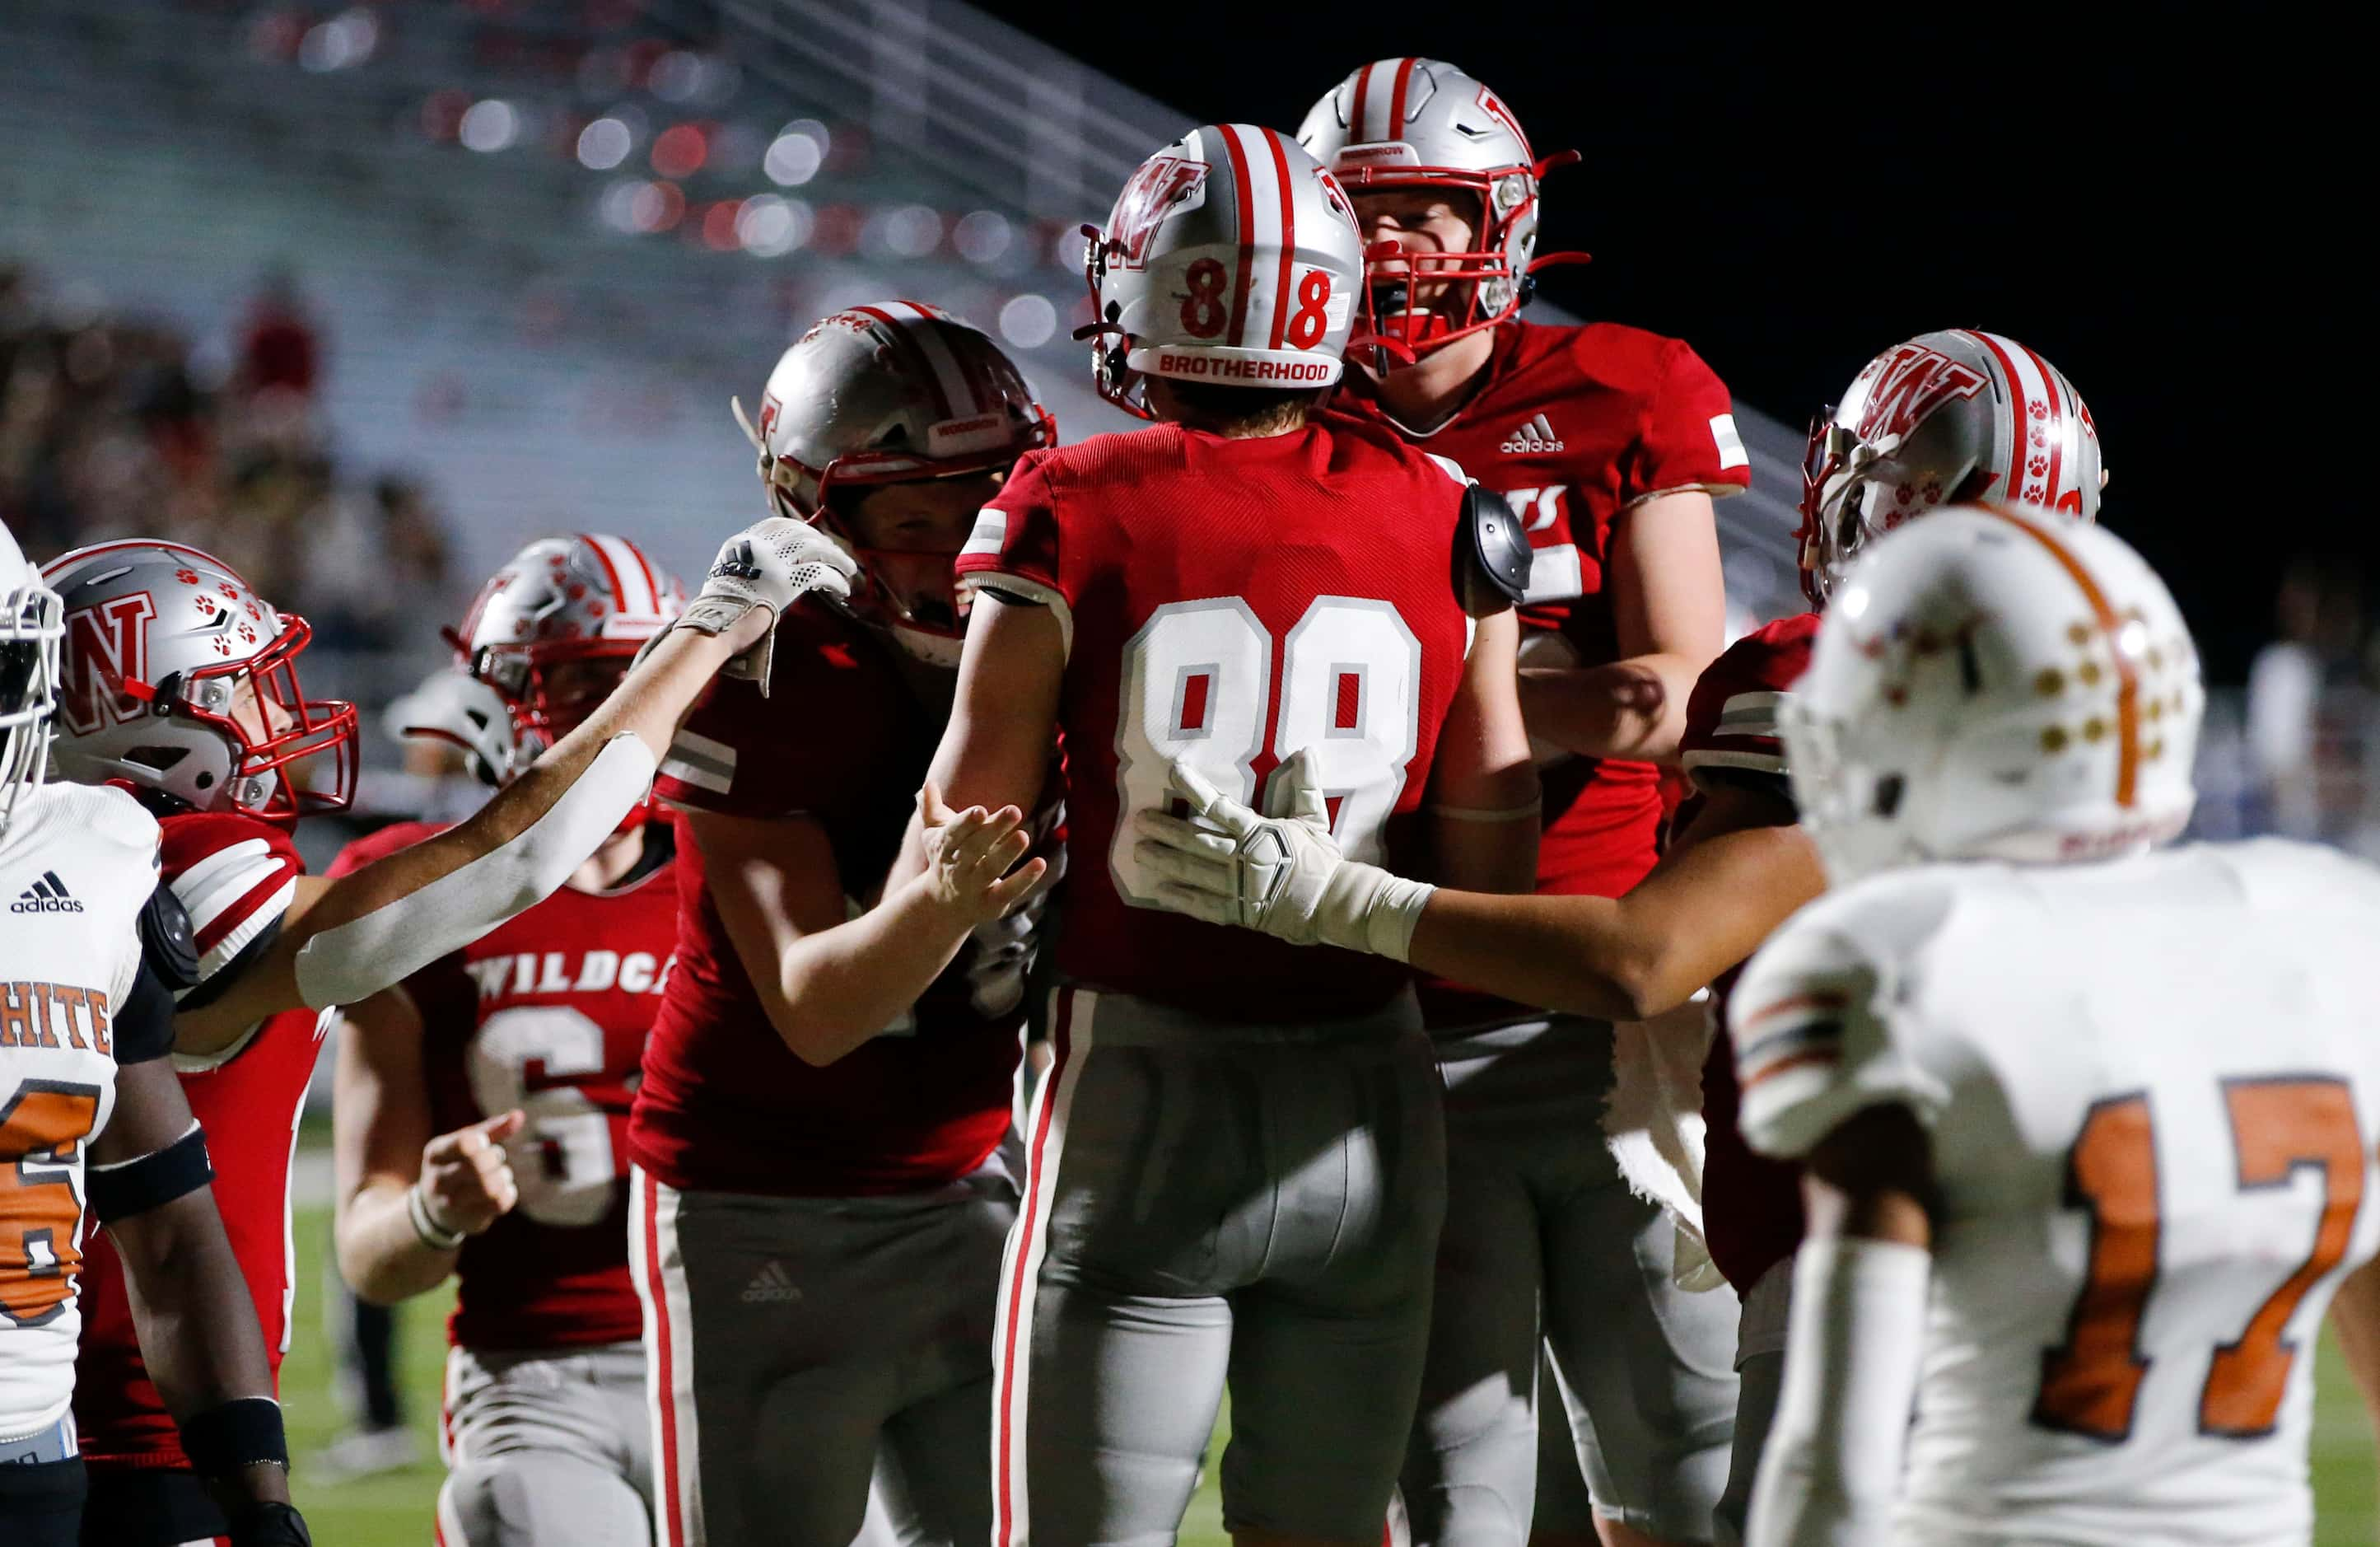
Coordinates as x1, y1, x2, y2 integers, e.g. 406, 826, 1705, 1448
1625, 340, 1753, 507
954, 452, 1071, 655
1728, 892, 1956, 1161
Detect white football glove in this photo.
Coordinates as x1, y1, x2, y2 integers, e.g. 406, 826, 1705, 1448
674, 516, 861, 694
1131, 746, 1435, 960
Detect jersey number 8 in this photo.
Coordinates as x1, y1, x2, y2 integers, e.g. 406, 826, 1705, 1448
1111, 596, 1421, 906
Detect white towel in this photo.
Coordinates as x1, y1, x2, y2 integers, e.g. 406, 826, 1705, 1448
1603, 992, 1729, 1292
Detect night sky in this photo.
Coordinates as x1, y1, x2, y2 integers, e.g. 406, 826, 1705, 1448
976, 6, 2340, 680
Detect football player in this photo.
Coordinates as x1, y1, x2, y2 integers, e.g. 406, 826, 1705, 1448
325, 538, 684, 1545
0, 522, 308, 1547
1734, 507, 2380, 1545
1135, 329, 2102, 1544
42, 521, 842, 1545
627, 302, 1060, 1547
1299, 58, 1746, 1547
912, 126, 1540, 1547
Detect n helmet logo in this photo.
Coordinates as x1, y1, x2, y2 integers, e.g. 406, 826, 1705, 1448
1104, 156, 1209, 270
1850, 344, 1987, 446
57, 593, 158, 737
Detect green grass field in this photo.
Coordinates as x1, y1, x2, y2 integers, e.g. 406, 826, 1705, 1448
278, 1199, 2378, 1546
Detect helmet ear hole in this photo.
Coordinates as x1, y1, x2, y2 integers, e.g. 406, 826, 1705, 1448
1872, 773, 1905, 819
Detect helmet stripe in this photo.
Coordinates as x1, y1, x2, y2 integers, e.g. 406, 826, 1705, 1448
1350, 61, 1377, 143
1389, 57, 1418, 135
2018, 339, 2069, 512
579, 534, 636, 619
1975, 504, 2140, 807
1211, 125, 1261, 349
877, 301, 981, 424
1261, 129, 1301, 352
852, 304, 956, 422
1962, 329, 2054, 509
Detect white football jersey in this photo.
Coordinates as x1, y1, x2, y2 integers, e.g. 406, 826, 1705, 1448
0, 780, 161, 1440
1734, 839, 2380, 1545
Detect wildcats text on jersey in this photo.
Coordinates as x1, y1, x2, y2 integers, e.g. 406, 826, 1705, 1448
463, 950, 674, 1002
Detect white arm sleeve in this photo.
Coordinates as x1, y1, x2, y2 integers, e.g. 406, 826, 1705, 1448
293, 734, 658, 1010
1746, 1236, 1930, 1547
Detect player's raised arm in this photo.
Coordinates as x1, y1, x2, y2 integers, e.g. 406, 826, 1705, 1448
174, 520, 854, 1050
96, 1051, 310, 1545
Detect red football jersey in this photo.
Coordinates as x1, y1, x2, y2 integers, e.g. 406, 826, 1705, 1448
74, 811, 324, 1470
632, 603, 1041, 1197
1337, 320, 1750, 1021
1678, 612, 1818, 1294
328, 820, 672, 1350
954, 414, 1479, 1021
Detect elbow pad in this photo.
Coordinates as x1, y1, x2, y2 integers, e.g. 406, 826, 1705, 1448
1454, 483, 1533, 617
292, 734, 658, 1010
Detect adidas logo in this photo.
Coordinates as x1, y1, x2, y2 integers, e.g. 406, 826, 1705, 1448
739, 1260, 803, 1305
10, 872, 82, 914
1500, 414, 1564, 454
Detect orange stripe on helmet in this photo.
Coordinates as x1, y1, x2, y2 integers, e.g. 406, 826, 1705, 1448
1974, 503, 2140, 807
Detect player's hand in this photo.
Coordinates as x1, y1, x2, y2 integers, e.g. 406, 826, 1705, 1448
918, 783, 1048, 925
418, 1110, 525, 1238
677, 518, 861, 694
1132, 747, 1435, 960
226, 1501, 313, 1546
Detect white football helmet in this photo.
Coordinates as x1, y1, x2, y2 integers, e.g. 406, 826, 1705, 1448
386, 667, 525, 788
1785, 503, 2200, 886
1082, 124, 1366, 415
451, 533, 683, 752
1799, 329, 2102, 607
1, 522, 64, 834
731, 301, 1054, 666
44, 539, 357, 821
1297, 58, 1584, 359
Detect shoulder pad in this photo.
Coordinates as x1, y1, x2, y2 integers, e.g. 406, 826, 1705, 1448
1454, 482, 1533, 617
140, 881, 203, 992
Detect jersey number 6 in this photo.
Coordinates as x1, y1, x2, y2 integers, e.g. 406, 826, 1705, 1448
2034, 1076, 2364, 1442
0, 1081, 101, 1328
1112, 596, 1422, 906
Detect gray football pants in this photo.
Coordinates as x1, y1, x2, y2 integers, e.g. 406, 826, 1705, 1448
436, 1341, 652, 1545
630, 1165, 1017, 1547
996, 986, 1447, 1546
1402, 1017, 1740, 1545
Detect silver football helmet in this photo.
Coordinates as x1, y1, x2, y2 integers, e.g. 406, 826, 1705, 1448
1, 522, 64, 834
731, 301, 1054, 666
450, 533, 683, 753
42, 540, 357, 820
1298, 58, 1584, 358
1082, 124, 1368, 413
1799, 329, 2102, 607
386, 666, 527, 788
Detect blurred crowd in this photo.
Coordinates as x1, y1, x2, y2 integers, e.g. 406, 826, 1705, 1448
0, 259, 455, 656
2239, 557, 2380, 852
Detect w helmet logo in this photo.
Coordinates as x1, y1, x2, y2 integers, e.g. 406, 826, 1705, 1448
1848, 344, 1987, 446
1102, 155, 1209, 271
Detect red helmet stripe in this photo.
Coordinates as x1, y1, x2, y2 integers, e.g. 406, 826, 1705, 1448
852, 304, 956, 422
1963, 329, 2056, 512
1975, 504, 2140, 807
1262, 129, 1300, 352
2018, 339, 2069, 512
578, 533, 635, 619
1212, 125, 1261, 349
1349, 61, 1376, 143
1389, 56, 1419, 134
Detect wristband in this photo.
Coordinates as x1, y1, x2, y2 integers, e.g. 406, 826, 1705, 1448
407, 1182, 468, 1252
180, 1396, 290, 1477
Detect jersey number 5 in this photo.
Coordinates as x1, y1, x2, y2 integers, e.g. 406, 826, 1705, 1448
1111, 596, 1421, 906
1, 1081, 101, 1328
2034, 1076, 2364, 1442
